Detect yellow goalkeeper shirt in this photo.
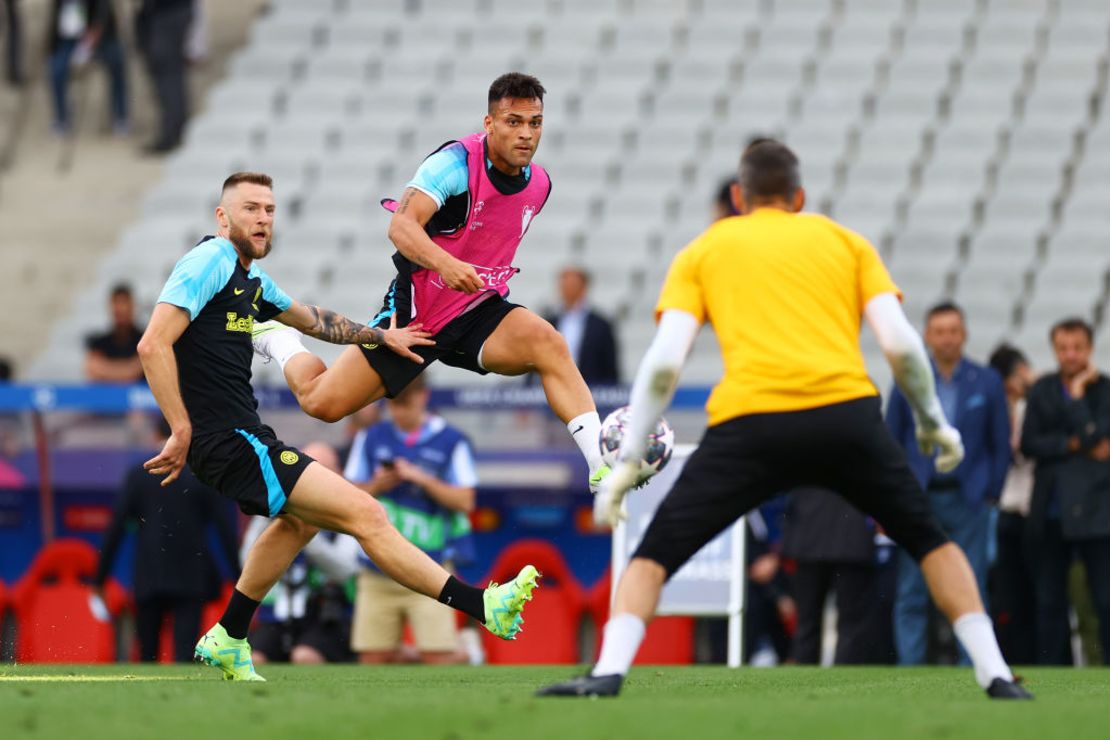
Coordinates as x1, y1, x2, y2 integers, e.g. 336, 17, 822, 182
656, 207, 901, 426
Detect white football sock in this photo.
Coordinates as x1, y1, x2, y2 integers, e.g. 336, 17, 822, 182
953, 612, 1013, 688
568, 411, 603, 473
261, 327, 309, 371
591, 613, 646, 677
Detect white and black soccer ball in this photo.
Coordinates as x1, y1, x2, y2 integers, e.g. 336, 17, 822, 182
598, 406, 675, 485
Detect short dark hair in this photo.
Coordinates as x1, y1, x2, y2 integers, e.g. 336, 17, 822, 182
925, 301, 965, 324
1050, 317, 1094, 345
110, 283, 132, 300
222, 171, 273, 195
0, 356, 12, 382
716, 177, 740, 217
488, 72, 545, 112
988, 343, 1028, 380
738, 139, 801, 206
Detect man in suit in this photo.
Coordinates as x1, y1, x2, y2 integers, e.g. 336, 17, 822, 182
1021, 317, 1110, 664
887, 301, 1010, 665
782, 487, 896, 664
95, 417, 240, 661
544, 266, 620, 386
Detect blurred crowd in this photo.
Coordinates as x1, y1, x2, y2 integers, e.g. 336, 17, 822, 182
3, 0, 204, 153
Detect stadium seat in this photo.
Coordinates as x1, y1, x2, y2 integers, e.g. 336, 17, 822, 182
479, 540, 584, 664
12, 539, 128, 663
587, 569, 695, 665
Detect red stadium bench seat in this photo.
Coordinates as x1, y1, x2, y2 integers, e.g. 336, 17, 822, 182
588, 569, 695, 665
12, 539, 127, 663
480, 540, 585, 664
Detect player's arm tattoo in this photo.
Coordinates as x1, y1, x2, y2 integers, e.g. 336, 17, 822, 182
395, 189, 414, 215
301, 305, 386, 346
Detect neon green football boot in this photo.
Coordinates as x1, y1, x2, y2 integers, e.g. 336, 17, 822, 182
194, 623, 266, 682
482, 565, 541, 640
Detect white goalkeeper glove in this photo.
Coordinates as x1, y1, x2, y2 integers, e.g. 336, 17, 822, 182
592, 460, 641, 528
916, 422, 965, 474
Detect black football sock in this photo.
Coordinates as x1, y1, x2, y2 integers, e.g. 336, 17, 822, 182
220, 588, 261, 640
437, 575, 486, 623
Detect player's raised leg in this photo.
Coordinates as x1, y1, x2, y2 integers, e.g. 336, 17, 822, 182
252, 321, 396, 423
283, 462, 539, 639
478, 307, 607, 485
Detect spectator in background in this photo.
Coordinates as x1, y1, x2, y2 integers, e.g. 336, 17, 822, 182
712, 177, 740, 221
1022, 318, 1110, 664
336, 403, 383, 466
85, 283, 145, 383
988, 343, 1038, 664
3, 0, 23, 87
782, 487, 896, 665
887, 302, 1010, 665
743, 503, 795, 666
0, 355, 24, 488
345, 375, 477, 664
246, 442, 361, 665
94, 416, 239, 662
47, 0, 128, 136
135, 0, 193, 153
544, 266, 620, 386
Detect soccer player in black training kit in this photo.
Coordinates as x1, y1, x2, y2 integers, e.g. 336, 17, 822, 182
139, 172, 538, 681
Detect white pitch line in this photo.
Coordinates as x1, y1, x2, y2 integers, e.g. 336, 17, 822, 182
0, 675, 198, 682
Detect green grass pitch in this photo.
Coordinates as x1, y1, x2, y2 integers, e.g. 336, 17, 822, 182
2, 664, 1107, 740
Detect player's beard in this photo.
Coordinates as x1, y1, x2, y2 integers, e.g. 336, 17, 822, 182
227, 218, 272, 260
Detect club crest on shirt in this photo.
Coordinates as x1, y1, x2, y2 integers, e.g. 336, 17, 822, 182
520, 205, 536, 236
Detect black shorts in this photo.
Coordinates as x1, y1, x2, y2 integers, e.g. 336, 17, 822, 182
250, 618, 354, 664
359, 284, 522, 398
634, 396, 950, 576
189, 424, 314, 517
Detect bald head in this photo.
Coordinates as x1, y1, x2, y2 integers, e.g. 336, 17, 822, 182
302, 441, 340, 474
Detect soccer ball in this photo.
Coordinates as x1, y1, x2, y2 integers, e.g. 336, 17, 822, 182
598, 406, 675, 485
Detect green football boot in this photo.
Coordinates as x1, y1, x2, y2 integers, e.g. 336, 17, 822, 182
194, 623, 266, 682
482, 565, 541, 640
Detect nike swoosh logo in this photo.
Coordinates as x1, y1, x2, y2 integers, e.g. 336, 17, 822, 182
233, 288, 245, 295
571, 425, 585, 435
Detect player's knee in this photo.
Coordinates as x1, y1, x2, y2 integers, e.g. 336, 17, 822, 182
347, 495, 391, 540
533, 323, 572, 367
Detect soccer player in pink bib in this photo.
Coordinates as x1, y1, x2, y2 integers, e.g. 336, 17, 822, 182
253, 73, 610, 490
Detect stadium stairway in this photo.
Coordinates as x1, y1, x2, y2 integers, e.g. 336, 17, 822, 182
0, 0, 269, 379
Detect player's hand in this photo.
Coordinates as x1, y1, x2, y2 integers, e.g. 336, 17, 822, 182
593, 461, 640, 528
381, 314, 435, 363
439, 258, 485, 294
916, 423, 964, 474
144, 429, 191, 487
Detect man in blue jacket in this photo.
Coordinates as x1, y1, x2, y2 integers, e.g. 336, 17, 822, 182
887, 302, 1010, 665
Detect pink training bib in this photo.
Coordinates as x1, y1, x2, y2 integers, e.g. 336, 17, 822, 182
384, 133, 551, 334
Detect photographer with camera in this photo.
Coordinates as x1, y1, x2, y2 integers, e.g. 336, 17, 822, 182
344, 375, 478, 664
244, 442, 361, 665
